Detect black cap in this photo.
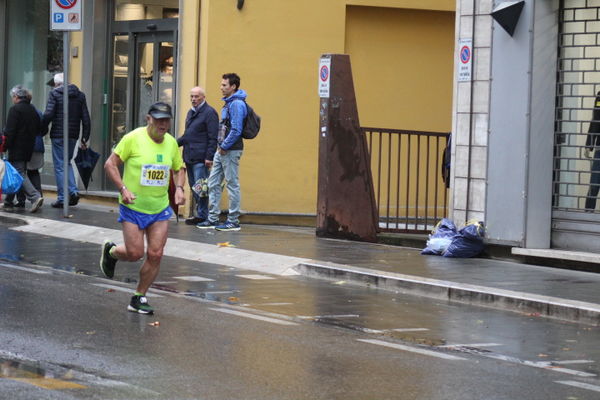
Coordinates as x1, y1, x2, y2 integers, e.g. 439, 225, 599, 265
148, 102, 172, 119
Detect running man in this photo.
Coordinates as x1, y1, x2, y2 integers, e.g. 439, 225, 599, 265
100, 102, 186, 314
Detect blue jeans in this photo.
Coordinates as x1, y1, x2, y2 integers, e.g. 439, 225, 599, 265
51, 138, 78, 202
186, 162, 209, 220
208, 150, 242, 224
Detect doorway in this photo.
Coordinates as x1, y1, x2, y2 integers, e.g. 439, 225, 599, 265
110, 19, 177, 147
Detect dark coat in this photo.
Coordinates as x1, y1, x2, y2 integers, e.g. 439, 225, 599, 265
587, 91, 600, 150
177, 102, 219, 164
4, 100, 42, 162
43, 84, 91, 141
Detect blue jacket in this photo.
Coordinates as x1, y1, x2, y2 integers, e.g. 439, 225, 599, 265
177, 101, 219, 164
43, 84, 91, 141
220, 89, 248, 151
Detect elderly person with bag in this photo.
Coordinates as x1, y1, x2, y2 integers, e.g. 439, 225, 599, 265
2, 85, 43, 212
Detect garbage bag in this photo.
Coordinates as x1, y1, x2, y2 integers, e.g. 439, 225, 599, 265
421, 218, 458, 255
1, 160, 23, 195
443, 221, 485, 258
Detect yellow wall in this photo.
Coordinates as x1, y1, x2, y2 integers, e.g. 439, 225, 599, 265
345, 7, 455, 131
182, 0, 454, 215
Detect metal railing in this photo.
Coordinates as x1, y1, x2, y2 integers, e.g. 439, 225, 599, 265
362, 127, 450, 233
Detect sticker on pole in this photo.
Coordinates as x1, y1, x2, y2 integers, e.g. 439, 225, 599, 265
318, 58, 331, 98
50, 0, 82, 31
457, 38, 472, 82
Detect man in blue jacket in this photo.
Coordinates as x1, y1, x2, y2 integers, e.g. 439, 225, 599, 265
43, 73, 91, 208
177, 86, 218, 225
197, 73, 247, 231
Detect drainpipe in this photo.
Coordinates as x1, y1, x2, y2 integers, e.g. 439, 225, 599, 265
465, 0, 477, 222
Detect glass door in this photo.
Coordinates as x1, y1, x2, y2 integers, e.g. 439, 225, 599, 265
109, 27, 176, 147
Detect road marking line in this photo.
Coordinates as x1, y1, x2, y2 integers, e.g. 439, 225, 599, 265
0, 262, 49, 274
439, 343, 503, 348
556, 380, 600, 392
235, 274, 276, 280
298, 314, 360, 319
209, 307, 298, 326
458, 348, 597, 377
358, 339, 467, 361
174, 276, 214, 282
391, 328, 430, 332
91, 283, 163, 298
551, 360, 594, 365
9, 377, 87, 390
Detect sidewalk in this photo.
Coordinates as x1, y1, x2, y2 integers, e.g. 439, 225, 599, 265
1, 198, 600, 326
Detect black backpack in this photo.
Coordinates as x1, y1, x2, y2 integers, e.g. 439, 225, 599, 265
240, 101, 261, 139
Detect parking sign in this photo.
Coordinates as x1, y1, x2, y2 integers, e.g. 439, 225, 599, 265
50, 0, 82, 31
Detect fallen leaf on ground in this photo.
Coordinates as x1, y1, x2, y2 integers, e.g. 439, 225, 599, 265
217, 242, 235, 247
228, 297, 239, 302
538, 353, 549, 357
148, 321, 160, 327
86, 331, 96, 335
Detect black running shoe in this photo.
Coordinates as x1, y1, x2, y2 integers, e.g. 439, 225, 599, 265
100, 240, 117, 278
128, 295, 154, 314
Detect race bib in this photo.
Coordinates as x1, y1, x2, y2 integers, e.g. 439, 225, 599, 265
140, 164, 169, 186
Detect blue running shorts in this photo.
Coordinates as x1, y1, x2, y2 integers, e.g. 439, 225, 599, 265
118, 204, 173, 230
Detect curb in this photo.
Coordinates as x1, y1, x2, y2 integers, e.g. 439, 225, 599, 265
294, 262, 600, 326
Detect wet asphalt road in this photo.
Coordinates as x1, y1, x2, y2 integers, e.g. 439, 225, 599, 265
1, 224, 600, 399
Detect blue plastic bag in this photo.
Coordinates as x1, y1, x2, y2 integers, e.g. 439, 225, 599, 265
421, 218, 458, 255
1, 160, 23, 195
443, 221, 485, 258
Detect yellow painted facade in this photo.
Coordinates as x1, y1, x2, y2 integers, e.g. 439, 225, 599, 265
65, 0, 454, 218
174, 0, 456, 217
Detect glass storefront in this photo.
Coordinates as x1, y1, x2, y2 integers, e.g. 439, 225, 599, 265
4, 0, 63, 185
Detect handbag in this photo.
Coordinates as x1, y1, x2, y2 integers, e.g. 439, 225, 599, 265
1, 160, 24, 195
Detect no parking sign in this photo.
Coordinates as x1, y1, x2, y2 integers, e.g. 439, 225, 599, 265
50, 0, 82, 31
458, 38, 472, 82
319, 57, 331, 98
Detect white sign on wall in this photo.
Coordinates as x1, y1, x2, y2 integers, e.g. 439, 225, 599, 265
319, 57, 331, 98
457, 38, 473, 82
50, 0, 82, 31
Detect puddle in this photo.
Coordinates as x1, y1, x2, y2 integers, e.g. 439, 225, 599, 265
0, 356, 86, 390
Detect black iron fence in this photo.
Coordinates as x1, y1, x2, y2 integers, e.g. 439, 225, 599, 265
362, 127, 450, 233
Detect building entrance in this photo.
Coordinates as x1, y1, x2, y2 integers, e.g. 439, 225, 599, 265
110, 19, 177, 147
553, 0, 600, 251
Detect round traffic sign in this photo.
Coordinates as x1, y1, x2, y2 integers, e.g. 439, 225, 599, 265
460, 46, 471, 64
320, 65, 329, 82
55, 0, 77, 9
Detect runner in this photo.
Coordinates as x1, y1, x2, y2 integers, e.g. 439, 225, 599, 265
100, 102, 186, 314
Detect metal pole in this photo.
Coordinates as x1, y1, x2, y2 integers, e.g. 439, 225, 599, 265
63, 31, 70, 217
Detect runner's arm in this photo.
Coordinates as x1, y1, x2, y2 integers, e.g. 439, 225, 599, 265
104, 152, 135, 204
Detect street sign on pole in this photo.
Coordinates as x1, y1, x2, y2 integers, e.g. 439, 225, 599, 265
50, 0, 82, 32
50, 1, 80, 216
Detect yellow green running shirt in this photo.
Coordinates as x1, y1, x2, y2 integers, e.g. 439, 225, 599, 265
114, 127, 183, 214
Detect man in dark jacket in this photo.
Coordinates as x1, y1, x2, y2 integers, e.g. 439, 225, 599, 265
3, 86, 44, 213
177, 86, 219, 225
43, 72, 91, 208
